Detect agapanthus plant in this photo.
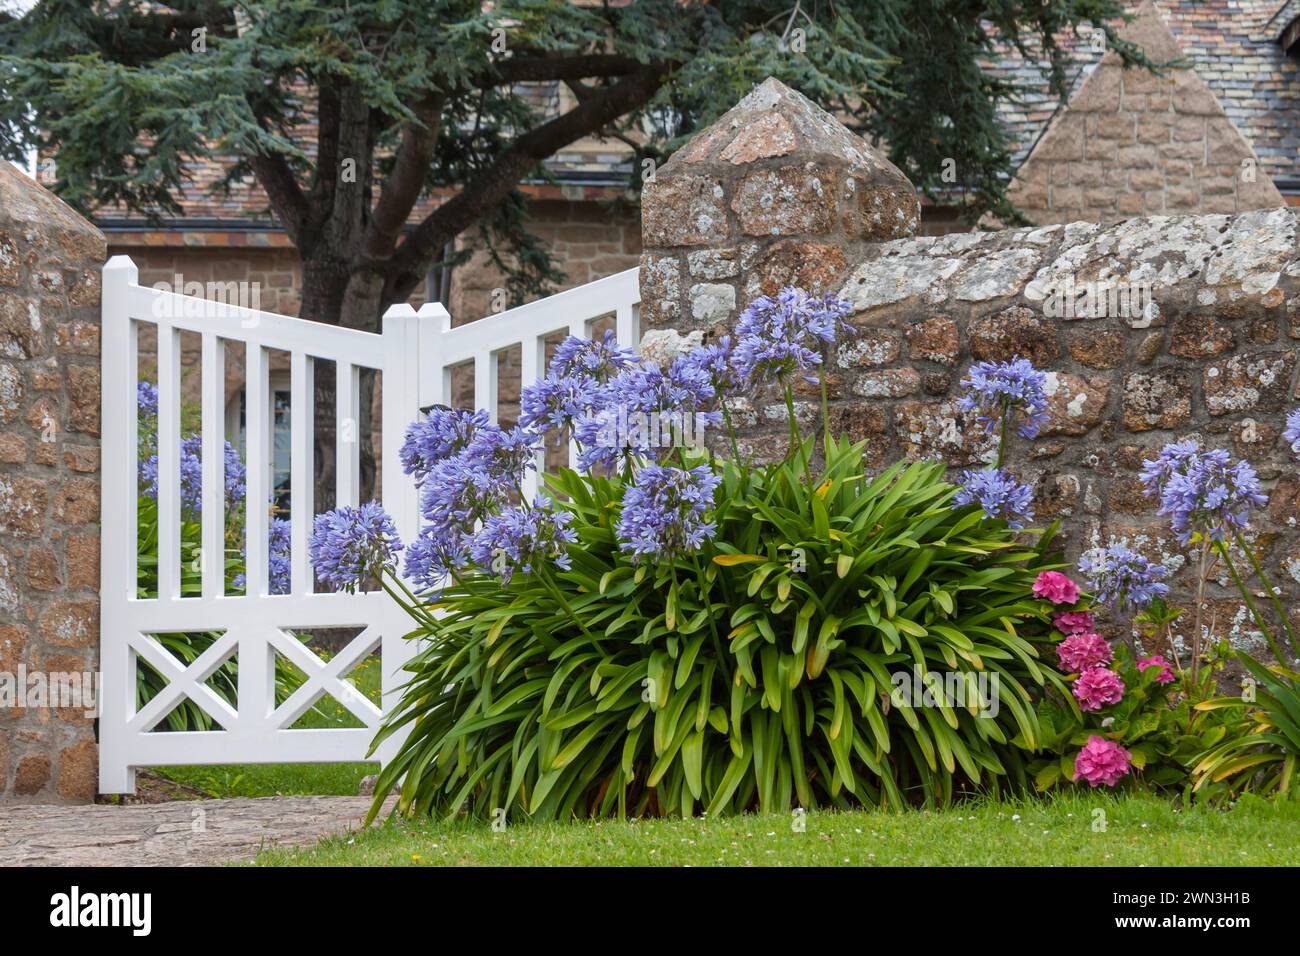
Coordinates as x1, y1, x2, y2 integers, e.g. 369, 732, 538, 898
733, 288, 852, 477
330, 286, 1076, 826
133, 383, 297, 730
1140, 439, 1289, 681
309, 502, 403, 592
952, 357, 1047, 525
616, 464, 720, 561
952, 467, 1034, 529
1077, 542, 1169, 614
958, 357, 1049, 462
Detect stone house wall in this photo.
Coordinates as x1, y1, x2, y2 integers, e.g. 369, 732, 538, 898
0, 161, 106, 803
641, 77, 1300, 662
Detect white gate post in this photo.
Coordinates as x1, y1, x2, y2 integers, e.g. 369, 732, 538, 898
374, 303, 422, 763
99, 255, 140, 794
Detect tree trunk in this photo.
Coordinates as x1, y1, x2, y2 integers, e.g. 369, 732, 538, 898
297, 253, 374, 514
339, 269, 388, 505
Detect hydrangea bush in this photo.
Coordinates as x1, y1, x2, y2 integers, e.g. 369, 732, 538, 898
1023, 431, 1300, 799
1024, 552, 1234, 795
311, 289, 1089, 823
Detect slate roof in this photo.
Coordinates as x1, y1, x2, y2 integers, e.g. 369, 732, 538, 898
986, 0, 1300, 189
91, 80, 634, 229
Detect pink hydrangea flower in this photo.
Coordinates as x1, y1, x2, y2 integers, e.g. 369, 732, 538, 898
1056, 633, 1113, 673
1053, 610, 1095, 635
1137, 654, 1176, 685
1072, 667, 1125, 711
1073, 735, 1131, 787
1032, 571, 1079, 605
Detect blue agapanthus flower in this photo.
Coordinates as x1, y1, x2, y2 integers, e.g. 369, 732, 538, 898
953, 467, 1035, 530
731, 287, 851, 386
1284, 407, 1300, 459
468, 498, 578, 584
267, 516, 291, 595
462, 424, 541, 491
137, 381, 159, 422
674, 336, 742, 396
1138, 440, 1202, 499
519, 370, 600, 435
403, 526, 471, 593
1140, 441, 1267, 544
549, 330, 637, 382
616, 464, 721, 560
573, 362, 722, 472
400, 407, 488, 484
235, 513, 293, 594
308, 501, 403, 591
420, 454, 503, 529
139, 434, 247, 517
957, 357, 1049, 440
137, 378, 246, 517
1078, 542, 1169, 613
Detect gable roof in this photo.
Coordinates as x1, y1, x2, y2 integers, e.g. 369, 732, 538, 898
1004, 0, 1285, 223
986, 0, 1300, 191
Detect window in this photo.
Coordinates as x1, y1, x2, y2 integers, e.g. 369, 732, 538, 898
226, 371, 292, 514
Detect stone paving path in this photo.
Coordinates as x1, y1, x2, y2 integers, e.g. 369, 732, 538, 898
0, 796, 390, 866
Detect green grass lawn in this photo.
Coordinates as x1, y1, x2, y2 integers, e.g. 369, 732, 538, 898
252, 791, 1300, 867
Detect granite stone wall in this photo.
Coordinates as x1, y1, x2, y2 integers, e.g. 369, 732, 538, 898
0, 161, 106, 803
640, 78, 1300, 661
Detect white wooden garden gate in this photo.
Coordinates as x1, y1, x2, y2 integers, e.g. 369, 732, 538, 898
98, 255, 640, 792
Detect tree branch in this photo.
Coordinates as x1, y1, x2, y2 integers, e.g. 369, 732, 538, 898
384, 61, 668, 302
363, 94, 446, 261
491, 52, 646, 85
250, 151, 308, 245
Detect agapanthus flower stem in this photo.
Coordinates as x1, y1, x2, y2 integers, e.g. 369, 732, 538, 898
1191, 538, 1216, 685
720, 402, 744, 468
1230, 531, 1296, 661
696, 562, 724, 659
820, 374, 830, 458
781, 378, 813, 487
379, 574, 441, 632
997, 408, 1008, 470
1215, 541, 1285, 665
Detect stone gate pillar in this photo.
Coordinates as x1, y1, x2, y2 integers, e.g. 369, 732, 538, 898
638, 76, 919, 456
0, 162, 106, 803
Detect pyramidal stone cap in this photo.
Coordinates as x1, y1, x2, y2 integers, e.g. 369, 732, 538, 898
642, 77, 920, 247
